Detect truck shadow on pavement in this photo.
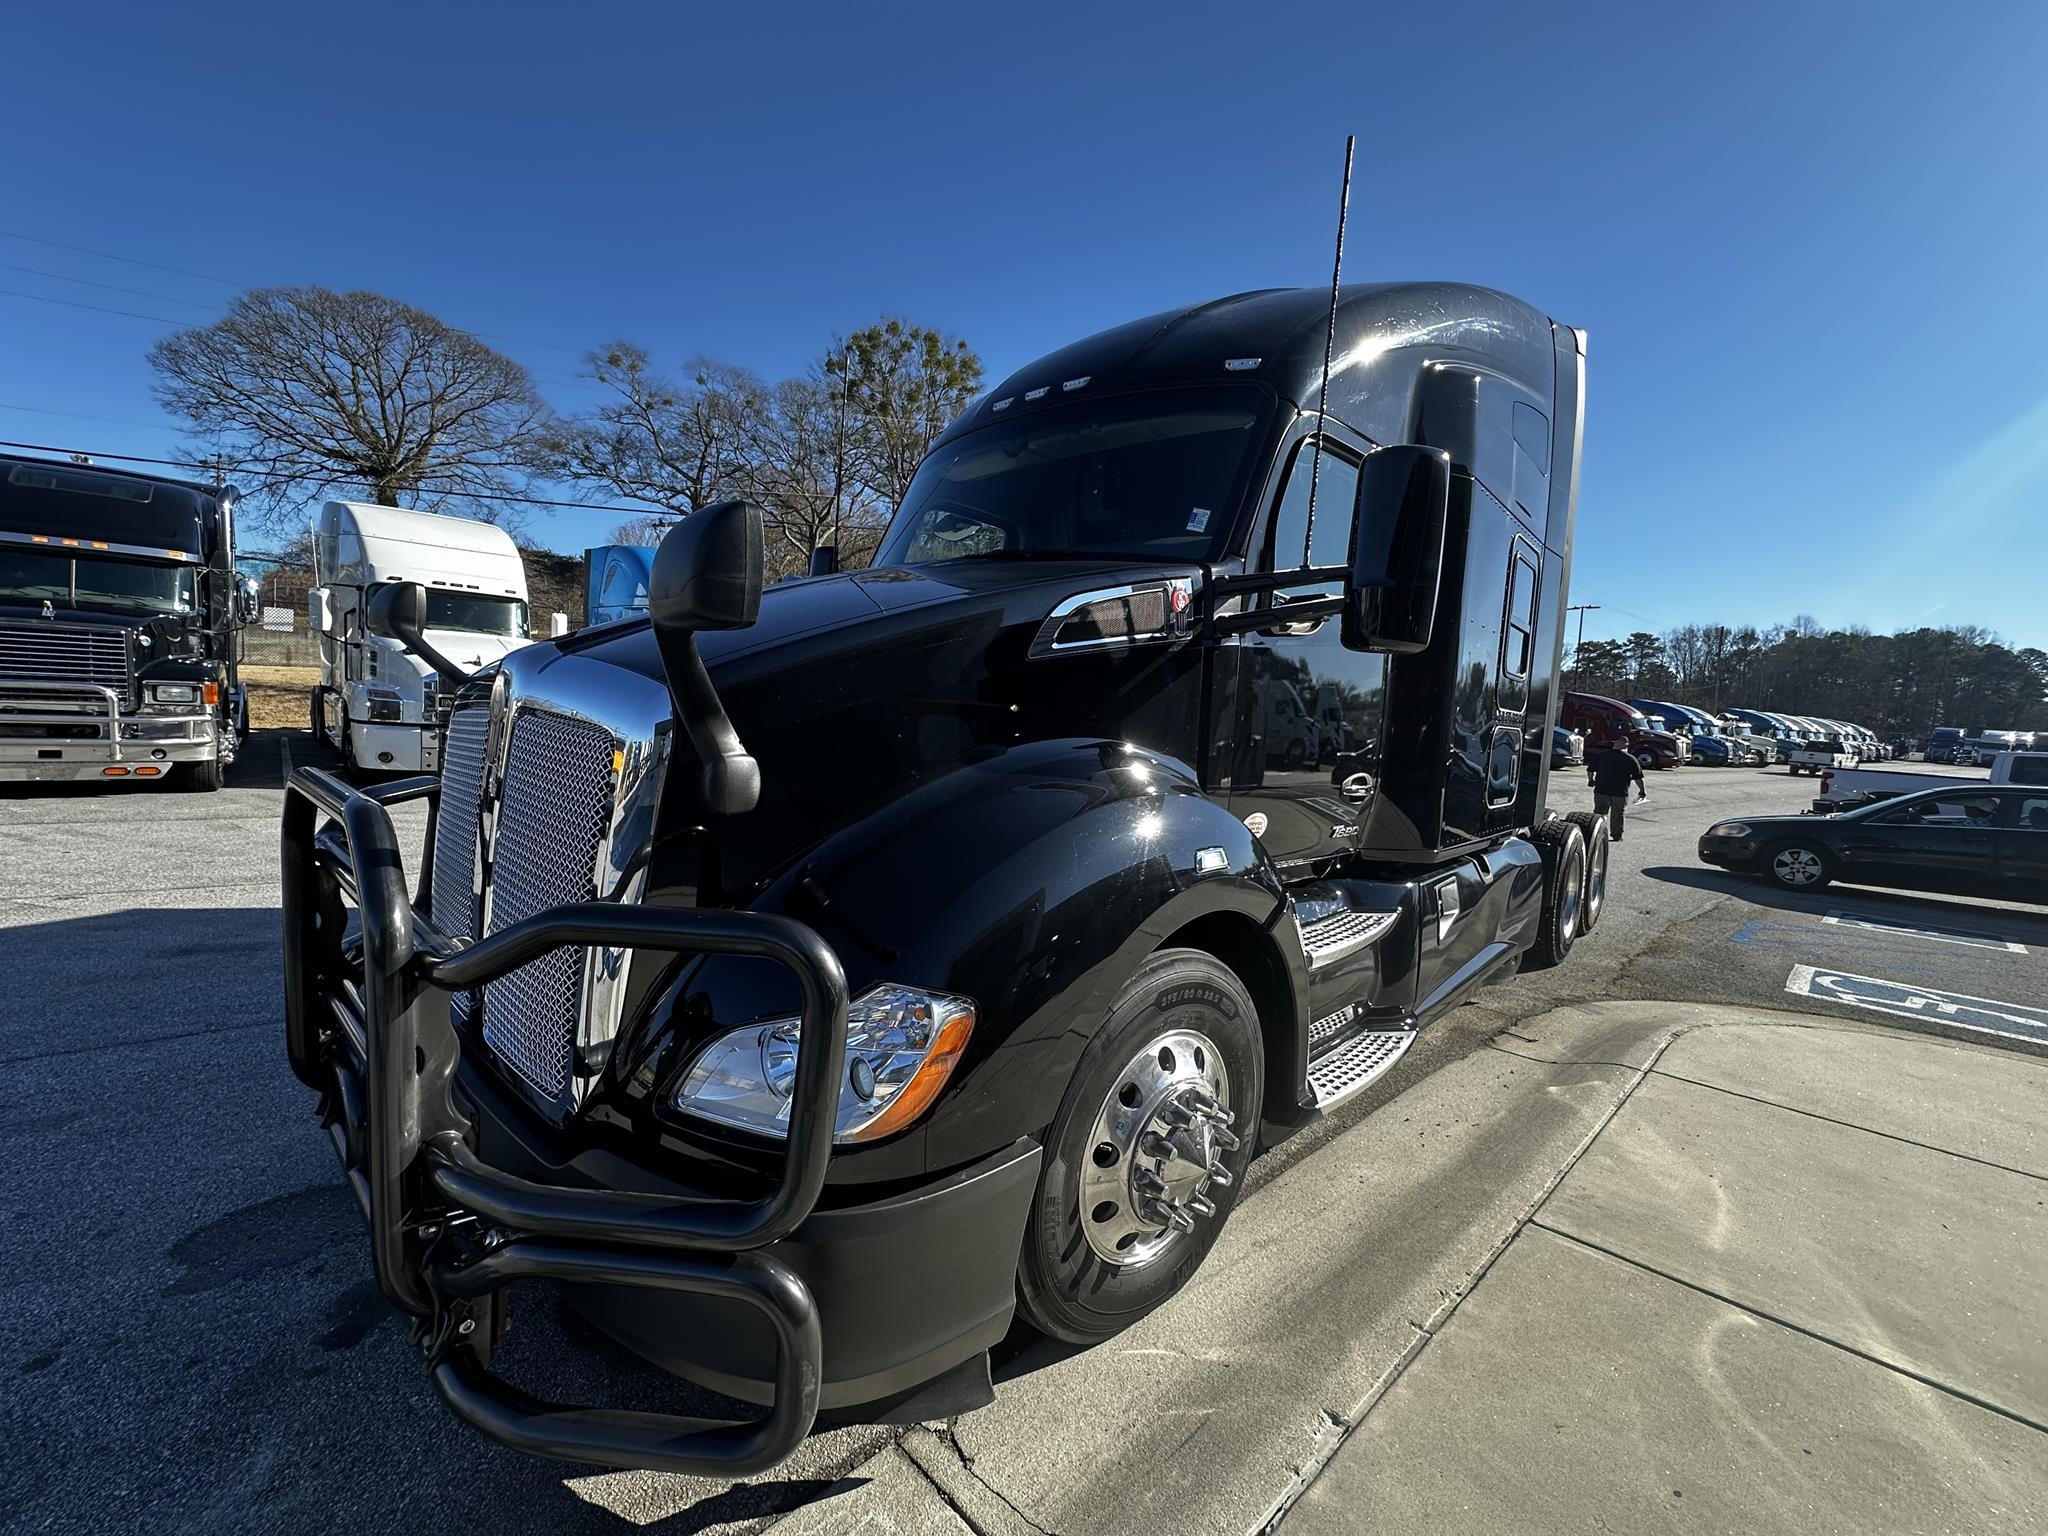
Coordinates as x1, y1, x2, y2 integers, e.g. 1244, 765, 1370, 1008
1642, 864, 2048, 942
0, 902, 877, 1536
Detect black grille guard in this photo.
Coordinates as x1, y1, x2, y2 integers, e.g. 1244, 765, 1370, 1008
281, 765, 849, 1475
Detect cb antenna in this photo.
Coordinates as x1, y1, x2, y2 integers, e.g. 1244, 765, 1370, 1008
1302, 133, 1356, 565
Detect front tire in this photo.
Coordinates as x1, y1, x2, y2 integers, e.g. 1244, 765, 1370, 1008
179, 756, 226, 793
1015, 948, 1263, 1346
1764, 839, 1833, 892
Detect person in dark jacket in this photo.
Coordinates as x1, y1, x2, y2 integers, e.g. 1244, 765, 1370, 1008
1586, 737, 1646, 840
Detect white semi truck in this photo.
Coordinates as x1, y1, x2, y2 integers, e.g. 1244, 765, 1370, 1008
308, 501, 532, 772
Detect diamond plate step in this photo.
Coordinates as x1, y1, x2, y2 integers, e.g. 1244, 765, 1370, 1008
1308, 1027, 1416, 1108
1299, 908, 1400, 970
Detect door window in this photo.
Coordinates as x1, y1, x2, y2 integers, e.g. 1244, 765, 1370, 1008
2013, 797, 2048, 831
1872, 795, 2000, 827
1266, 438, 1361, 587
1498, 542, 1538, 711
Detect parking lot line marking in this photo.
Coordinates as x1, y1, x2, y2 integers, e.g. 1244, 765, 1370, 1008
1823, 910, 2027, 953
1785, 964, 2048, 1046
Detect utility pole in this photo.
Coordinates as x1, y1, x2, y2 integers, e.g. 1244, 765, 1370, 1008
1566, 604, 1600, 681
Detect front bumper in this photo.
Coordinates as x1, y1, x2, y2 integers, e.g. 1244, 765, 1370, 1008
0, 684, 216, 781
280, 766, 1035, 1474
1697, 836, 1759, 871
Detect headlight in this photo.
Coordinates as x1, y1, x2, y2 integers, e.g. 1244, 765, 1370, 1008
148, 683, 198, 704
1711, 822, 1753, 838
365, 686, 404, 723
674, 984, 975, 1144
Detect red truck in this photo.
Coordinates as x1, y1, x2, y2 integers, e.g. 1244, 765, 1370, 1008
1561, 690, 1687, 770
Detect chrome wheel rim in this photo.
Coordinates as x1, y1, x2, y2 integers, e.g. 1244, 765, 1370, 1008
1585, 832, 1608, 926
1077, 1029, 1236, 1269
1559, 840, 1585, 939
1773, 846, 1822, 885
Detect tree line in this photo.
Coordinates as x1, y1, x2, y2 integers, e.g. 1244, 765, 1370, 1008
147, 285, 982, 581
1567, 620, 2048, 738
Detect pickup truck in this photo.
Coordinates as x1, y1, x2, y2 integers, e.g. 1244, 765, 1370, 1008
1787, 740, 1856, 776
1812, 751, 2048, 812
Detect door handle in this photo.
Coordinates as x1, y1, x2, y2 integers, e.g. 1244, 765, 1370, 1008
1339, 773, 1373, 802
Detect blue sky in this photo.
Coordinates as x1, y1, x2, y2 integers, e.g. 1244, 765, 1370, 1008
2, 3, 2042, 650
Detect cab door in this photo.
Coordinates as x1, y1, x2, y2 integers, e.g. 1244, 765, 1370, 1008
1228, 429, 1386, 869
1997, 794, 2048, 898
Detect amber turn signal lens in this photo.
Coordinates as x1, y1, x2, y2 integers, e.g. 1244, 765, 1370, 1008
201, 681, 220, 707
840, 1010, 975, 1144
102, 766, 130, 777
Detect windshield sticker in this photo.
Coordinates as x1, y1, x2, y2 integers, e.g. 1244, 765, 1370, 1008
1187, 507, 1212, 533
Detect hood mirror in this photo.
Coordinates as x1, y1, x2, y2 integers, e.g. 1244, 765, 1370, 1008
366, 580, 471, 687
649, 500, 765, 815
1344, 444, 1452, 654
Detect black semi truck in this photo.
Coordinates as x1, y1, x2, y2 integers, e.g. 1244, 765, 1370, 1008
282, 282, 1602, 1474
0, 454, 256, 788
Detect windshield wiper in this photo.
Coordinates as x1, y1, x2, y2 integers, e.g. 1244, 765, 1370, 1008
951, 548, 1169, 563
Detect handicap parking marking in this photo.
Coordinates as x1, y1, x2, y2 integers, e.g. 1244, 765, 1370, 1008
1785, 964, 2048, 1046
1822, 909, 2027, 953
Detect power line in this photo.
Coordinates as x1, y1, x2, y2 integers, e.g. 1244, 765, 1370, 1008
0, 227, 244, 288
0, 285, 195, 326
0, 435, 669, 516
0, 261, 218, 311
0, 401, 176, 431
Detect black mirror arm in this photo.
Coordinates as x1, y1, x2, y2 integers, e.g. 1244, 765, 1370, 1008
391, 619, 472, 690
658, 630, 760, 815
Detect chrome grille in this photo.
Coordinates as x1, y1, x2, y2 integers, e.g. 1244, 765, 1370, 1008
429, 707, 490, 940
0, 622, 131, 705
480, 710, 617, 1105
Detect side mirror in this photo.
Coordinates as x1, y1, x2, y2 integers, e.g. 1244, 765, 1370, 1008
649, 501, 765, 815
1343, 445, 1451, 654
650, 498, 764, 632
236, 575, 261, 624
366, 580, 470, 687
808, 544, 839, 578
307, 588, 333, 636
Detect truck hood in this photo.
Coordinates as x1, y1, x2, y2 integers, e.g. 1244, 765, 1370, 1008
393, 628, 532, 680
563, 558, 1206, 894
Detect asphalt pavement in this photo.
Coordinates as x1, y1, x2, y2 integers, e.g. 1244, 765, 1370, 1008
4, 745, 2043, 1535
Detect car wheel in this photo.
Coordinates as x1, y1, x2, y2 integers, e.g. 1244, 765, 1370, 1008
1563, 810, 1610, 933
1765, 839, 1832, 892
1016, 948, 1262, 1346
1636, 751, 1656, 770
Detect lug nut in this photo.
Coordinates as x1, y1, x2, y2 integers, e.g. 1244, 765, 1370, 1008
1207, 1124, 1242, 1152
1204, 1160, 1235, 1188
1139, 1131, 1174, 1160
1133, 1166, 1167, 1196
1185, 1193, 1216, 1219
1141, 1198, 1196, 1232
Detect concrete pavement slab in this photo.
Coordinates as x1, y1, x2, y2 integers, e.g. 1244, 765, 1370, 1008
934, 1014, 1673, 1536
762, 1445, 973, 1535
1281, 1225, 2048, 1536
1651, 1021, 2048, 1176
1539, 1068, 2048, 1424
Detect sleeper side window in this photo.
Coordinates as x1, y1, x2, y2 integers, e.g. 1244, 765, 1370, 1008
1266, 438, 1361, 596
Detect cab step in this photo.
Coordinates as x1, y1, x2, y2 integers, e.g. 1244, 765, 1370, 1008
1299, 908, 1400, 970
1307, 1027, 1416, 1108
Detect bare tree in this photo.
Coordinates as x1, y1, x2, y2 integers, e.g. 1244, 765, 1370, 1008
540, 346, 765, 516
608, 515, 669, 546
149, 286, 546, 526
742, 378, 891, 578
824, 319, 984, 509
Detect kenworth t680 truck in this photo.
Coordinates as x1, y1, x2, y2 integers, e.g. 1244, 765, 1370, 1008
282, 283, 1601, 1475
1, 454, 256, 789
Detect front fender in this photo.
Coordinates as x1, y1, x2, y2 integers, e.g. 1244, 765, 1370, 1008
636, 739, 1294, 1175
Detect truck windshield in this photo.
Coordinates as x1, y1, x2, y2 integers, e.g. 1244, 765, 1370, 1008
0, 548, 196, 615
874, 386, 1272, 567
424, 589, 526, 636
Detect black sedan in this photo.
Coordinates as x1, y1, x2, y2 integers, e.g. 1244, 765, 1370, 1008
1700, 785, 2048, 898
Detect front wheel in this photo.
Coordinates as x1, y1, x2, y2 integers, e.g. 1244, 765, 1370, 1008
1636, 751, 1656, 770
1016, 948, 1263, 1346
178, 755, 226, 793
1765, 840, 1832, 892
